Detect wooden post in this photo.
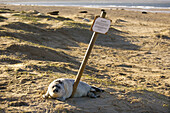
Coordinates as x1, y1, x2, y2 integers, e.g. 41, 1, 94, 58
71, 10, 106, 97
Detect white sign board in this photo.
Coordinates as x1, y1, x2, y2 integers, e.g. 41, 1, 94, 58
91, 17, 111, 34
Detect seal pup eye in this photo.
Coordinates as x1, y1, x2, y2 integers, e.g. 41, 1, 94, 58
56, 80, 62, 84
52, 85, 60, 89
58, 80, 62, 84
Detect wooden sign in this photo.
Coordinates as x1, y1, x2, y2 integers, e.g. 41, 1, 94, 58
71, 10, 111, 98
91, 16, 111, 34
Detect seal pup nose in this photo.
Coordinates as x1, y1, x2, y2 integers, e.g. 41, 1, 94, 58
53, 89, 58, 92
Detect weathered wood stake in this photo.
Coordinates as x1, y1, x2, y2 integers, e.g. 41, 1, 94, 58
71, 10, 106, 97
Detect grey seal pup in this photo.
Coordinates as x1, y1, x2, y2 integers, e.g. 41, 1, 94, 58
43, 78, 104, 101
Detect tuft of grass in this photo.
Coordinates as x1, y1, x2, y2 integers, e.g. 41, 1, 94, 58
83, 74, 114, 87
63, 21, 91, 29
163, 104, 168, 107
56, 16, 73, 21
13, 13, 40, 22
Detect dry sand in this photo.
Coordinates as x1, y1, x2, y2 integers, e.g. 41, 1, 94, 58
0, 4, 170, 113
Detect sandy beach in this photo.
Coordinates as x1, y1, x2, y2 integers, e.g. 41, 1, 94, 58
0, 4, 170, 113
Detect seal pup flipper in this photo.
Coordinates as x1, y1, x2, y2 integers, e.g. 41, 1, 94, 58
57, 97, 66, 101
87, 92, 97, 98
91, 86, 104, 92
43, 90, 49, 99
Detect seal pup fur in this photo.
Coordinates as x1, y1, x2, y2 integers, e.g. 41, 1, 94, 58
43, 78, 104, 101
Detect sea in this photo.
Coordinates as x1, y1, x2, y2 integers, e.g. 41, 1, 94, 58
1, 0, 170, 13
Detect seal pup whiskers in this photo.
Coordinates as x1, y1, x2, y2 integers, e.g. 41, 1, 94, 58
43, 78, 104, 101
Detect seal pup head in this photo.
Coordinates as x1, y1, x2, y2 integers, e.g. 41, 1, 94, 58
48, 80, 65, 99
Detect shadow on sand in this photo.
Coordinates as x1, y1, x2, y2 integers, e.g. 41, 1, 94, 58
1, 21, 140, 50
40, 89, 169, 113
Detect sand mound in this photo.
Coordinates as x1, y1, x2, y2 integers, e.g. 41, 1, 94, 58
0, 15, 7, 22
3, 22, 46, 33
0, 58, 22, 64
6, 44, 74, 62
